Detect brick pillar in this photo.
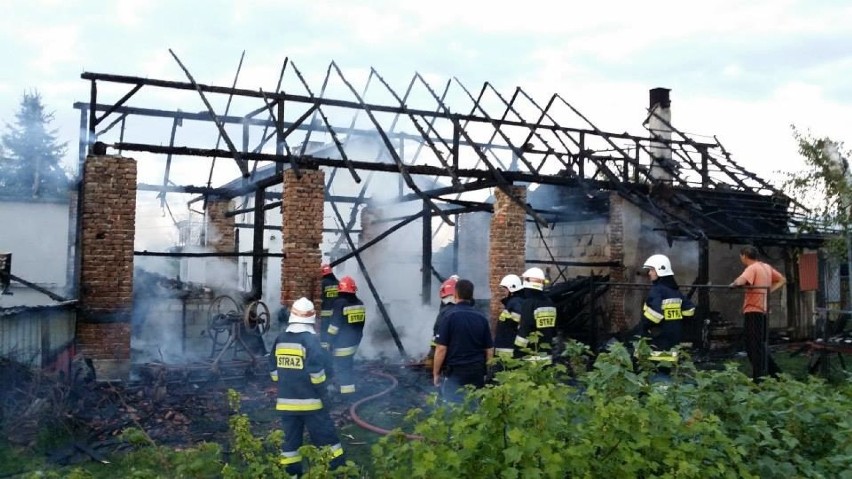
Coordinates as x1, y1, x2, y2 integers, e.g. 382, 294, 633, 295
608, 192, 627, 331
205, 198, 237, 288
77, 155, 136, 381
489, 186, 527, 329
281, 169, 324, 312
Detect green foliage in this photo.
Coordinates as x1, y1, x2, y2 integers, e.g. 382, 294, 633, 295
15, 357, 852, 478
22, 428, 222, 479
0, 90, 70, 197
222, 389, 361, 479
781, 126, 851, 255
221, 389, 289, 479
372, 341, 852, 479
111, 428, 222, 479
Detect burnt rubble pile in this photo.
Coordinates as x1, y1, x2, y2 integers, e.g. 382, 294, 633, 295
0, 355, 275, 465
0, 356, 433, 466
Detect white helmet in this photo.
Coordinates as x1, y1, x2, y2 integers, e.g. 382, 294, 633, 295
499, 274, 523, 293
643, 254, 674, 277
289, 297, 316, 324
522, 267, 547, 291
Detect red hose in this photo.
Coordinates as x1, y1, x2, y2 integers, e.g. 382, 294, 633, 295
349, 370, 423, 440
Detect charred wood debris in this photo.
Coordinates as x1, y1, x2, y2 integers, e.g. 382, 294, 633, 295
0, 354, 426, 467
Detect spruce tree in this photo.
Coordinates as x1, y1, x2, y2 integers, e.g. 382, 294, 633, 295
0, 91, 69, 197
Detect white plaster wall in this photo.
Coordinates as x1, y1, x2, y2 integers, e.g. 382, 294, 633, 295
0, 200, 71, 306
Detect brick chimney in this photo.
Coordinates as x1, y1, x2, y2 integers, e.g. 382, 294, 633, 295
648, 87, 674, 182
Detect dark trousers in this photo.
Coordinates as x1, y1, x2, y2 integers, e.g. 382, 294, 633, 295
441, 362, 486, 403
280, 412, 345, 475
333, 354, 356, 395
744, 312, 781, 380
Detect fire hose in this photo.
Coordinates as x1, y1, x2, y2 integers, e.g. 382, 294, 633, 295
348, 370, 423, 441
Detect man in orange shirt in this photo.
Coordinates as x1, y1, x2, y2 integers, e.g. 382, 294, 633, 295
729, 246, 786, 380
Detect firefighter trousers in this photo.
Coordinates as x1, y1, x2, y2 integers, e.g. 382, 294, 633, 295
333, 353, 356, 395
279, 412, 345, 475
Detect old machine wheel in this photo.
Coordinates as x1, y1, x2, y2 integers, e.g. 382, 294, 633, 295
243, 300, 271, 335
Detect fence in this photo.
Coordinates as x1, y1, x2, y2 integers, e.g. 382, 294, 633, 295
0, 304, 76, 374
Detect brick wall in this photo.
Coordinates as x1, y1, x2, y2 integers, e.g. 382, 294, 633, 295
608, 192, 627, 331
77, 155, 136, 380
206, 198, 236, 253
281, 169, 324, 312
488, 186, 527, 328
205, 198, 237, 288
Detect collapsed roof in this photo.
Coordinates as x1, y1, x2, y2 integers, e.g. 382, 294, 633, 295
74, 56, 828, 250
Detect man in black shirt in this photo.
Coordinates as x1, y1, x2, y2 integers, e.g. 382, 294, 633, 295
432, 279, 494, 403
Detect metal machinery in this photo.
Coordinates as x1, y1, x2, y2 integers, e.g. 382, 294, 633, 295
206, 294, 271, 367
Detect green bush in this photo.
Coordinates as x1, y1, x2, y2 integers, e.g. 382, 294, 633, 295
222, 389, 361, 479
372, 341, 852, 479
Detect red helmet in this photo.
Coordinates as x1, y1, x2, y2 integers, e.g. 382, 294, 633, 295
338, 276, 357, 293
439, 276, 458, 299
321, 263, 332, 276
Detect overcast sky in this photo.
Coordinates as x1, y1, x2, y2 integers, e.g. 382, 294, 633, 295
2, 0, 850, 202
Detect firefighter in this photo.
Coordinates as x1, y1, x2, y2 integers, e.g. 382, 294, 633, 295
640, 254, 695, 364
494, 274, 524, 359
327, 275, 366, 398
514, 267, 558, 362
424, 275, 459, 368
319, 263, 339, 351
269, 297, 344, 475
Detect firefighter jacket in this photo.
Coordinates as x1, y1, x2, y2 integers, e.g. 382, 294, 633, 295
494, 293, 524, 357
327, 293, 366, 358
431, 302, 456, 347
514, 289, 558, 360
642, 279, 695, 360
320, 274, 339, 349
320, 274, 339, 320
268, 327, 332, 414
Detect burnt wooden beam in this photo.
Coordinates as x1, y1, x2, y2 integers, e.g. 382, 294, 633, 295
160, 117, 182, 207
134, 251, 285, 258
120, 142, 624, 192
327, 191, 407, 357
455, 79, 538, 174
234, 223, 361, 233
259, 90, 302, 179
94, 84, 142, 126
168, 49, 249, 177
330, 211, 423, 267
1, 272, 71, 302
331, 61, 452, 225
205, 51, 246, 200
80, 71, 716, 148
372, 68, 461, 188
